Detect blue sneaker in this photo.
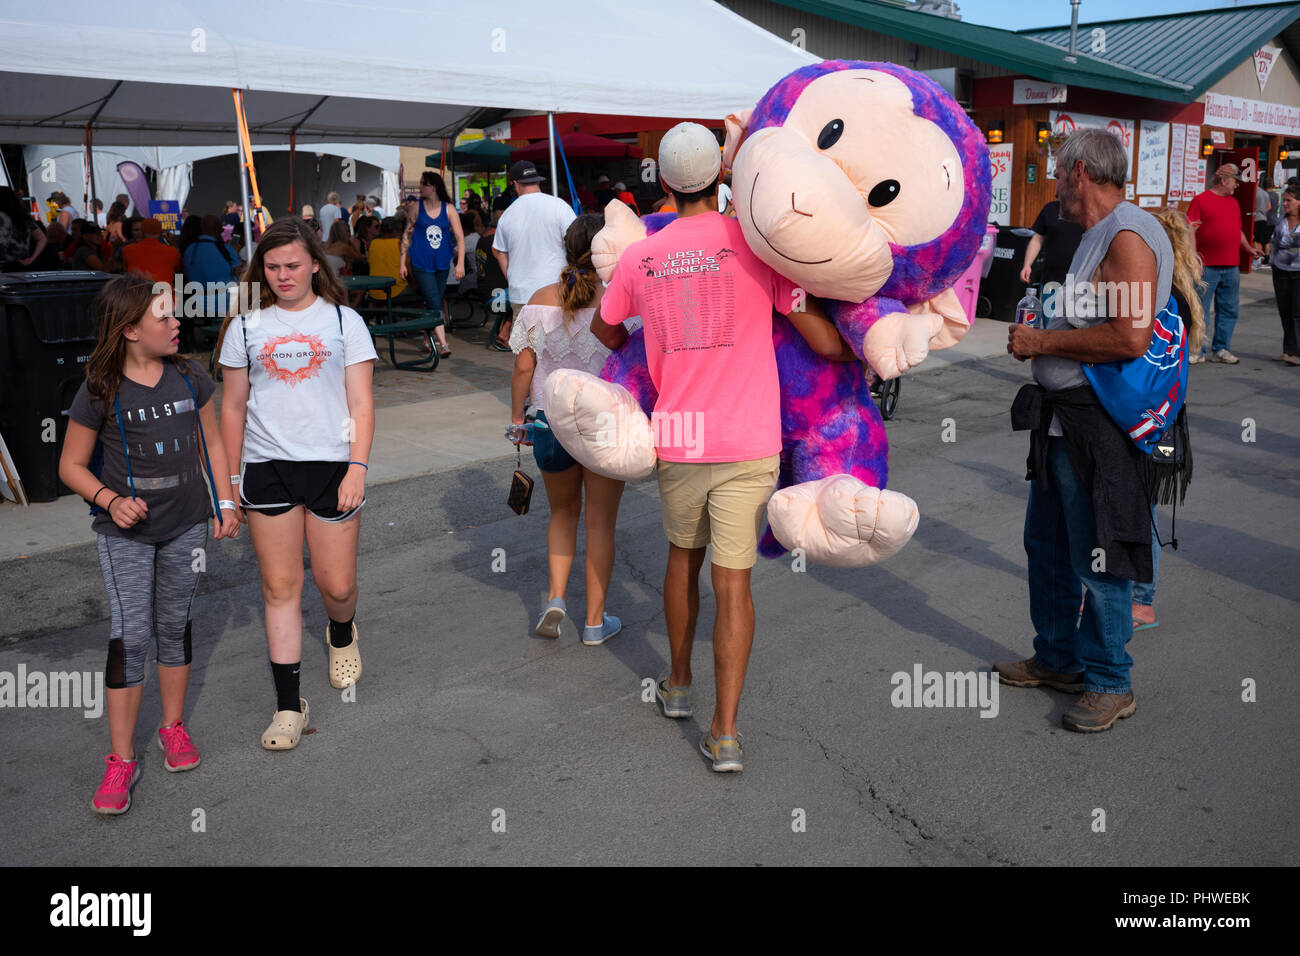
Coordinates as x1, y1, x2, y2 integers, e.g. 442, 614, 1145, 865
535, 598, 566, 639
582, 613, 622, 646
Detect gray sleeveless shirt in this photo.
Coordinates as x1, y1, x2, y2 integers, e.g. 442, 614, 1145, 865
1032, 201, 1173, 394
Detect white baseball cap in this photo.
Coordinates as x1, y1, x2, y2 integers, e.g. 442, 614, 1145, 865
659, 122, 721, 193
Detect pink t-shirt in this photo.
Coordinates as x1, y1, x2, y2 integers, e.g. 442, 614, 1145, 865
600, 212, 797, 463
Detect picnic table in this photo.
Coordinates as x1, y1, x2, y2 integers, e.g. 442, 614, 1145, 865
345, 274, 441, 371
345, 275, 395, 326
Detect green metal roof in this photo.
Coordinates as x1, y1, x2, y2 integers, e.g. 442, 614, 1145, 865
1020, 2, 1300, 100
767, 0, 1194, 100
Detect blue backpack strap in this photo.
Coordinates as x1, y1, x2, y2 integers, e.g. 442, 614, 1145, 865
178, 363, 222, 518
87, 392, 137, 516
113, 394, 135, 499
87, 394, 130, 515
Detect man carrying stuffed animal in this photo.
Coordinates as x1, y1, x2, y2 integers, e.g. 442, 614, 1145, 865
1003, 128, 1181, 733
589, 122, 858, 773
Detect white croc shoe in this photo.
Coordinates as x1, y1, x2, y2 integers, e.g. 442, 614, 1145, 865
262, 698, 310, 751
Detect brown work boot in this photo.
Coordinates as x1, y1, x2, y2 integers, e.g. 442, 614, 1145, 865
994, 657, 1084, 693
1062, 691, 1136, 733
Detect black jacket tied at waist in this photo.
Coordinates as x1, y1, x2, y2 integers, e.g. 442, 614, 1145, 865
1011, 383, 1153, 583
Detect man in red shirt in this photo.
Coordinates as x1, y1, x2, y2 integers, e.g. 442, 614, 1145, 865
121, 217, 182, 289
1187, 164, 1263, 364
591, 123, 855, 773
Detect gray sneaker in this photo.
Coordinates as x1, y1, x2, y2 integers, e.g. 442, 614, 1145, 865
534, 598, 566, 639
654, 670, 692, 718
700, 732, 743, 772
1211, 349, 1240, 364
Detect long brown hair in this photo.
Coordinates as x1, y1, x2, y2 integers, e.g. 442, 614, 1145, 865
1152, 207, 1206, 354
558, 213, 604, 322
217, 216, 346, 344
85, 274, 185, 419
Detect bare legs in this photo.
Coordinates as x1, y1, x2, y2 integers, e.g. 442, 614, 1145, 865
247, 507, 360, 666
538, 464, 625, 626
104, 663, 192, 760
664, 544, 754, 739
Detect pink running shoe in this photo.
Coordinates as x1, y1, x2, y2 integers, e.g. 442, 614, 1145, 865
92, 755, 140, 815
157, 721, 201, 772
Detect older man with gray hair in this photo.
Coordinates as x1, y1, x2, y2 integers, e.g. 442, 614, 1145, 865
998, 128, 1174, 733
318, 191, 344, 239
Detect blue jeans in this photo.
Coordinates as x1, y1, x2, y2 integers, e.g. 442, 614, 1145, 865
408, 265, 449, 320
1199, 265, 1240, 354
1025, 437, 1134, 694
1132, 504, 1159, 606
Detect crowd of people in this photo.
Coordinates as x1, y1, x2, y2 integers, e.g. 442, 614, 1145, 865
0, 180, 513, 356
9, 121, 1285, 812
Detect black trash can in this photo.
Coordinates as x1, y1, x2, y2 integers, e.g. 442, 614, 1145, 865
0, 271, 112, 502
982, 227, 1036, 323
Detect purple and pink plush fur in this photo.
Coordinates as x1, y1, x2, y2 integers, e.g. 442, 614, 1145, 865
601, 61, 991, 558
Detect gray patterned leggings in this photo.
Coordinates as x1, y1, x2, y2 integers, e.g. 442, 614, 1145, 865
95, 522, 206, 688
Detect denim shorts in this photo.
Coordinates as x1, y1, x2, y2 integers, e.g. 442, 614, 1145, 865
531, 410, 578, 473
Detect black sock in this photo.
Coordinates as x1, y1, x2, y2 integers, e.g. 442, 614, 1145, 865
271, 661, 301, 712
328, 616, 355, 648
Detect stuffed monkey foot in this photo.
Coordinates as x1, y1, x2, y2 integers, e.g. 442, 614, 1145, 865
766, 474, 919, 567
541, 369, 657, 481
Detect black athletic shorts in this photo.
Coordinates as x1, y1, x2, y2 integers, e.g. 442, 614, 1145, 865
239, 460, 363, 521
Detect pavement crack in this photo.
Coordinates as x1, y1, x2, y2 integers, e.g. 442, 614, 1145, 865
790, 719, 1015, 866
616, 542, 664, 599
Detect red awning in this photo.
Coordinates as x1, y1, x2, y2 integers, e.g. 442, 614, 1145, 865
510, 132, 644, 162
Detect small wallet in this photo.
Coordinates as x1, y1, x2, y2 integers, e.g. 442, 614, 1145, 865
508, 445, 534, 515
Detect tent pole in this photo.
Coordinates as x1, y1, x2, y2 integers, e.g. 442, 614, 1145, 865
84, 124, 97, 217
547, 112, 558, 197
288, 131, 295, 217
237, 114, 253, 254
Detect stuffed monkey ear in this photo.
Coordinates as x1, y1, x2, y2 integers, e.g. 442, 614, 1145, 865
722, 109, 753, 171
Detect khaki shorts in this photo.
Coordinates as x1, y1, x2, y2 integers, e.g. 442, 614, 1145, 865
657, 455, 780, 569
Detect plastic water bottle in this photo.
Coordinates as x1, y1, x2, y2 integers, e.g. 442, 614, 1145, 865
1016, 287, 1042, 328
505, 423, 534, 443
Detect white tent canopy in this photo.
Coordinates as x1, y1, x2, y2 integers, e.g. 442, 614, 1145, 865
0, 0, 817, 146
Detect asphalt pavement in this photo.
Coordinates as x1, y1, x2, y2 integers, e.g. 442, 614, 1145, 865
1, 276, 1296, 866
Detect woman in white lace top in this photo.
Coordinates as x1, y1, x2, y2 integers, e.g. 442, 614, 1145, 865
509, 214, 636, 646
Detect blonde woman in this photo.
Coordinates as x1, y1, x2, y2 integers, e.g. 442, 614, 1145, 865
508, 213, 632, 645
1152, 207, 1206, 353
1130, 207, 1207, 632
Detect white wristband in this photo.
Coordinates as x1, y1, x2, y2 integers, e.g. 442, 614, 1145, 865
218, 499, 237, 511
229, 475, 241, 485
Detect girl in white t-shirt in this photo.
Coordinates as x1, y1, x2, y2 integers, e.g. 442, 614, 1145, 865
509, 214, 632, 645
218, 217, 377, 750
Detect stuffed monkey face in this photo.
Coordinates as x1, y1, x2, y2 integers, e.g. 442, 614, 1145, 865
731, 69, 967, 303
